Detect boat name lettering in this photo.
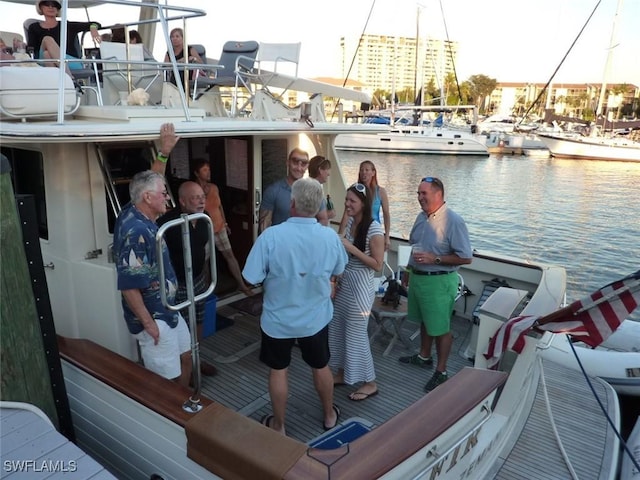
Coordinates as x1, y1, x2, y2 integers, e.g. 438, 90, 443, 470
429, 427, 481, 480
461, 432, 500, 478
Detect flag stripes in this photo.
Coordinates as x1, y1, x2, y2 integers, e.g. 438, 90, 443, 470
483, 270, 640, 369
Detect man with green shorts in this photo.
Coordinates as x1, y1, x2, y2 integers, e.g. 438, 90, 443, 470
399, 177, 472, 392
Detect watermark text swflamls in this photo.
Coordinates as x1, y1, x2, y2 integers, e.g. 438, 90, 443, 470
3, 460, 78, 473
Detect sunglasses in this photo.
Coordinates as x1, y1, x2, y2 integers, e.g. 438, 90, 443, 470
290, 157, 309, 167
40, 1, 60, 7
350, 183, 367, 196
422, 176, 443, 187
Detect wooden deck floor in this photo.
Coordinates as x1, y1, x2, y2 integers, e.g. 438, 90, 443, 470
198, 298, 620, 479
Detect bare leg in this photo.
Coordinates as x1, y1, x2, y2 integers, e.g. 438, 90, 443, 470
40, 36, 72, 76
419, 323, 434, 358
267, 368, 288, 435
176, 351, 192, 388
434, 332, 452, 373
332, 368, 345, 385
312, 365, 337, 429
221, 248, 253, 295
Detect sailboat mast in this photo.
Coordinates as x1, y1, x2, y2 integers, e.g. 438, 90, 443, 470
414, 5, 420, 104
594, 0, 623, 131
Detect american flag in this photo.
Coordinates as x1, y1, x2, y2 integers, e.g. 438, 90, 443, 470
484, 270, 640, 369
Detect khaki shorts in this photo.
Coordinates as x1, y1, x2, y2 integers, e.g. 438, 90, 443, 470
134, 313, 191, 379
407, 272, 458, 336
214, 227, 231, 252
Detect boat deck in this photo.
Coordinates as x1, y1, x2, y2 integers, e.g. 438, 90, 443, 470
198, 298, 619, 479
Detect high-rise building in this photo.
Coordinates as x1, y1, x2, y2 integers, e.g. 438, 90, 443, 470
340, 34, 458, 99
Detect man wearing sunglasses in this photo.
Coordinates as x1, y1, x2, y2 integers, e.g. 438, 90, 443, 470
259, 148, 309, 232
399, 177, 472, 392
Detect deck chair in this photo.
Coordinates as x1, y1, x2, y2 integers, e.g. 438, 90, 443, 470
0, 31, 23, 48
99, 41, 162, 105
193, 40, 259, 116
23, 19, 102, 105
248, 42, 301, 93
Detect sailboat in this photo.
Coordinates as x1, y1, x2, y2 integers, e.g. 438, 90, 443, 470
335, 104, 490, 156
538, 0, 640, 162
335, 5, 489, 157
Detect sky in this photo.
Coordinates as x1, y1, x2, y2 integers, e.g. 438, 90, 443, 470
2, 0, 639, 85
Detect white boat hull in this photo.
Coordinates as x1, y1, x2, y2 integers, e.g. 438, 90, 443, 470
538, 134, 640, 162
621, 416, 640, 480
62, 361, 218, 480
538, 321, 640, 396
336, 130, 489, 156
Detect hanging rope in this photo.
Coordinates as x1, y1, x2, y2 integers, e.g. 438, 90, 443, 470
438, 0, 462, 104
520, 0, 601, 125
330, 0, 376, 121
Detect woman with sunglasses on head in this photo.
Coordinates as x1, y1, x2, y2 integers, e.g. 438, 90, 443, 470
339, 160, 390, 251
28, 0, 101, 77
329, 183, 385, 401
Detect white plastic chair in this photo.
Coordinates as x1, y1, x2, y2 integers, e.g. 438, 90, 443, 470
100, 41, 162, 105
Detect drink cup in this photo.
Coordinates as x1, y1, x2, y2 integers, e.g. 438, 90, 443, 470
411, 244, 423, 261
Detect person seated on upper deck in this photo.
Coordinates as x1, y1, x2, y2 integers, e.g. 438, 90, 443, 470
110, 24, 155, 61
27, 0, 102, 77
163, 27, 203, 85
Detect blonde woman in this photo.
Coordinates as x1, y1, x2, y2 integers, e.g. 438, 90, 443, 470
164, 27, 203, 85
338, 160, 391, 250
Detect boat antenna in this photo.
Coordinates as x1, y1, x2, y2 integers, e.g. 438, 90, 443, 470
520, 0, 602, 126
330, 0, 376, 121
438, 0, 462, 104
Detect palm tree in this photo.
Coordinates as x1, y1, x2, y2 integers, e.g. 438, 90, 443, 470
468, 74, 497, 114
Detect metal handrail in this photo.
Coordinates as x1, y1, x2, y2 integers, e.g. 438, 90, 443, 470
156, 212, 216, 413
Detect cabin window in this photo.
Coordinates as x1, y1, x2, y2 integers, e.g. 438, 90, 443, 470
1, 147, 48, 240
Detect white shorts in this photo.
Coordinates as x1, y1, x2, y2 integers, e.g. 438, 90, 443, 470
134, 313, 191, 380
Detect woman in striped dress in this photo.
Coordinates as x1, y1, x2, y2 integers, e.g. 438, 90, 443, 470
329, 183, 385, 401
338, 160, 391, 251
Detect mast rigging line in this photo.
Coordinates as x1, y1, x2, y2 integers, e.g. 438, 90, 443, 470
331, 0, 376, 121
438, 0, 462, 104
520, 0, 602, 125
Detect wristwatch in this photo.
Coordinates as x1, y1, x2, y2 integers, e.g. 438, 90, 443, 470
435, 257, 442, 265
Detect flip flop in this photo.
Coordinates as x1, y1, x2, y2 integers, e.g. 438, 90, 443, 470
348, 389, 379, 402
322, 404, 341, 431
260, 414, 274, 429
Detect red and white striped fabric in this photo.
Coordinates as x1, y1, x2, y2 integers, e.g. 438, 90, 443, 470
484, 270, 640, 369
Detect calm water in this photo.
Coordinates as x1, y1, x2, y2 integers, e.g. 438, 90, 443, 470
337, 152, 640, 321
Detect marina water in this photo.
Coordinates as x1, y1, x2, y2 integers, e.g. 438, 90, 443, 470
338, 151, 640, 322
